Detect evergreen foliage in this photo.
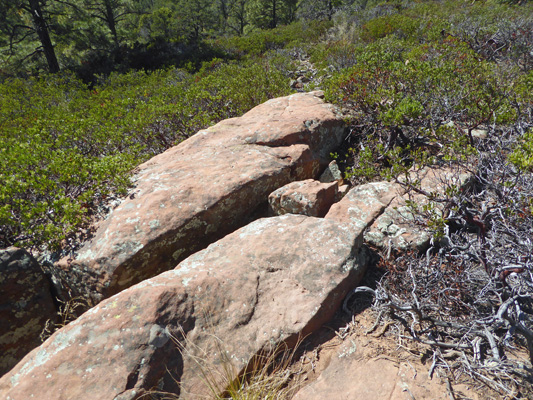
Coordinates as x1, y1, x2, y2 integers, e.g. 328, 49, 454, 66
318, 0, 533, 184
0, 56, 291, 249
0, 0, 330, 78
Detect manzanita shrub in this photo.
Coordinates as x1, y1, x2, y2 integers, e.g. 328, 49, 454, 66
325, 3, 533, 396
0, 56, 292, 250
212, 20, 332, 58
321, 1, 532, 184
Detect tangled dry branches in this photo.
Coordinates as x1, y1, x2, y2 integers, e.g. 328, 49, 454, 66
345, 133, 533, 398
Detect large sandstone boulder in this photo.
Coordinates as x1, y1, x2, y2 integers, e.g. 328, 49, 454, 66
0, 247, 57, 376
56, 91, 345, 304
0, 214, 369, 400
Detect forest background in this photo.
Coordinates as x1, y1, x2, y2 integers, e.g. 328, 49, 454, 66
0, 0, 323, 78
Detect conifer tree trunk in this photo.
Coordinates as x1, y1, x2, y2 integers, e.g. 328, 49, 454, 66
235, 0, 247, 35
28, 0, 59, 72
270, 0, 277, 28
103, 0, 119, 47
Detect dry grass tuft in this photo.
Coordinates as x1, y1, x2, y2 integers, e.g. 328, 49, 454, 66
144, 328, 305, 400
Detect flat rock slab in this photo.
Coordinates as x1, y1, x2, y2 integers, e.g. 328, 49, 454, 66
0, 214, 369, 400
56, 91, 345, 304
0, 247, 57, 376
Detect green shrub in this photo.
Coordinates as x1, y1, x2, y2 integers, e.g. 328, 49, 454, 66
310, 41, 360, 70
360, 13, 419, 42
212, 20, 332, 57
324, 36, 518, 181
510, 129, 533, 170
0, 56, 292, 250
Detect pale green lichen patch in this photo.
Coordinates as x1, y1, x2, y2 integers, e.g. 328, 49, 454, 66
11, 324, 83, 387
148, 219, 160, 230
172, 248, 185, 261
112, 240, 143, 255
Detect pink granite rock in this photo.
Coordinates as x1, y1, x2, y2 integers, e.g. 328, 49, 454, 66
0, 247, 58, 377
0, 214, 368, 399
56, 91, 345, 304
268, 179, 339, 217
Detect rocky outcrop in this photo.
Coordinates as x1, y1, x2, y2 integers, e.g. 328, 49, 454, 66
268, 179, 339, 217
0, 214, 369, 400
0, 85, 479, 400
0, 247, 57, 376
56, 91, 345, 304
364, 166, 473, 252
327, 166, 473, 252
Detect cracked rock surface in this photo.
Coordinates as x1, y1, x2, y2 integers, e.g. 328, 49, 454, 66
55, 91, 345, 305
364, 166, 473, 252
0, 214, 369, 400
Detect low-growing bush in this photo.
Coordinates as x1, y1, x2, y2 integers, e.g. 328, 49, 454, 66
324, 34, 523, 181
0, 56, 292, 251
72, 40, 229, 86
328, 2, 533, 395
359, 13, 419, 43
310, 40, 360, 70
212, 20, 332, 57
510, 128, 533, 171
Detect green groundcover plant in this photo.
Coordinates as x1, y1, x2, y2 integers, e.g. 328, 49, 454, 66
0, 55, 292, 251
319, 0, 532, 185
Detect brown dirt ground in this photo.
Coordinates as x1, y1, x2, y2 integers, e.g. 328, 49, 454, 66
285, 286, 531, 400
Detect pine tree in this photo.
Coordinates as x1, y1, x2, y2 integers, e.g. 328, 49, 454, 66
175, 0, 215, 41
0, 0, 59, 73
297, 0, 344, 21
248, 0, 297, 29
79, 0, 141, 48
